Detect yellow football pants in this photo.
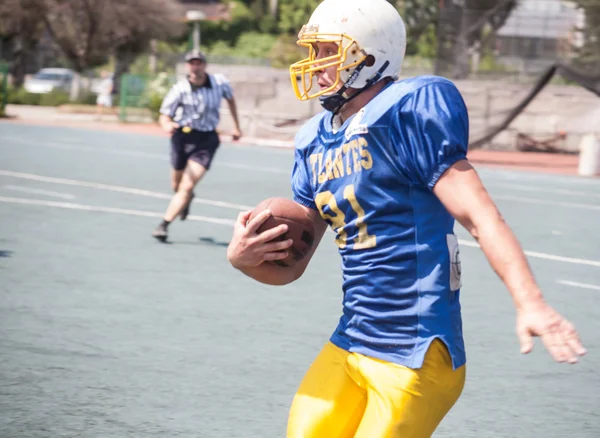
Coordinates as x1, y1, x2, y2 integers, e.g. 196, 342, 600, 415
287, 339, 466, 438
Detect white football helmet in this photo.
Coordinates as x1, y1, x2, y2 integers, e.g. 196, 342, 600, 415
289, 0, 407, 107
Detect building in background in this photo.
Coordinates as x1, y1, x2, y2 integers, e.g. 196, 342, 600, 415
495, 0, 584, 73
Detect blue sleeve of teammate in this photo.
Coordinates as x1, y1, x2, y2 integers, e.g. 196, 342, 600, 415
291, 148, 316, 210
394, 81, 469, 190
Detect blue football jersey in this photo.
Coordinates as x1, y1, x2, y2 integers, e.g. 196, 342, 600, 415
291, 76, 469, 370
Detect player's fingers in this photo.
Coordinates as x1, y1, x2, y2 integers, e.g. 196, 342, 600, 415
246, 209, 272, 234
540, 330, 569, 363
263, 239, 293, 253
517, 326, 534, 354
547, 320, 583, 363
563, 340, 580, 364
561, 322, 586, 361
256, 224, 289, 243
263, 251, 289, 261
237, 210, 253, 226
566, 338, 586, 363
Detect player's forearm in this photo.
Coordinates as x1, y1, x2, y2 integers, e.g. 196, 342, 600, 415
473, 217, 544, 309
227, 99, 241, 131
158, 114, 171, 128
159, 114, 174, 129
235, 263, 300, 286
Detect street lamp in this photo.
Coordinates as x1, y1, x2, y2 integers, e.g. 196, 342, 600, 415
186, 10, 206, 52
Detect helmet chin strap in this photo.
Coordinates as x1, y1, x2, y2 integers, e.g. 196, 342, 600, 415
319, 61, 390, 114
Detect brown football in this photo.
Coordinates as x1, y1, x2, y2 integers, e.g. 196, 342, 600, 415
248, 197, 315, 267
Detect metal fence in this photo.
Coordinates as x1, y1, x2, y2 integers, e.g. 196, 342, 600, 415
434, 0, 588, 82
0, 63, 8, 115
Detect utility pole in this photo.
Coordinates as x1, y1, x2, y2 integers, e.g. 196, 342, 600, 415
186, 10, 206, 51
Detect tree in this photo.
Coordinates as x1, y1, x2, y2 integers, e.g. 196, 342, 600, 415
269, 0, 278, 17
42, 0, 112, 73
573, 0, 600, 72
277, 0, 320, 34
391, 0, 439, 56
0, 0, 47, 86
43, 0, 183, 70
107, 0, 184, 94
435, 0, 518, 78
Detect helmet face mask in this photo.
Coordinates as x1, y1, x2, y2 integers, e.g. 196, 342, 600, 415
289, 0, 407, 107
290, 29, 367, 101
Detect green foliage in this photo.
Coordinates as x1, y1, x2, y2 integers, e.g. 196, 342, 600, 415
206, 40, 236, 57
277, 0, 320, 34
474, 51, 518, 76
6, 85, 72, 106
258, 14, 278, 34
75, 91, 98, 106
136, 72, 174, 121
232, 32, 277, 59
127, 0, 444, 72
414, 24, 437, 58
269, 35, 305, 69
7, 86, 41, 105
229, 0, 255, 21
146, 92, 163, 121
147, 72, 172, 98
204, 32, 277, 66
201, 0, 257, 49
203, 0, 441, 66
39, 89, 70, 106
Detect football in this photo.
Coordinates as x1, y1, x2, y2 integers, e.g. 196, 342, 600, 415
248, 197, 315, 267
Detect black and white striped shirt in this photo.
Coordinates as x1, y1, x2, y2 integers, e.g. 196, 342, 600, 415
159, 74, 233, 132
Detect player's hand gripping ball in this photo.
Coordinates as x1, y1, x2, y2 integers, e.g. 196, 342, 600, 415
249, 198, 315, 267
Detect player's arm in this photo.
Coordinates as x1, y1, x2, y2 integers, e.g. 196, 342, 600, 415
225, 96, 242, 140
221, 76, 242, 140
396, 81, 585, 363
158, 114, 180, 135
227, 205, 328, 286
158, 86, 182, 134
433, 160, 586, 363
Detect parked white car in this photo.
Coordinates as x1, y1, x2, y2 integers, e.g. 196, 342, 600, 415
24, 68, 74, 94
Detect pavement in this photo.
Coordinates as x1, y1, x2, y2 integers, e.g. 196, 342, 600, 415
1, 104, 591, 176
1, 121, 599, 438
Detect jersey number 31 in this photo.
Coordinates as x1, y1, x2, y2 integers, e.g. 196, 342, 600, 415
315, 184, 377, 250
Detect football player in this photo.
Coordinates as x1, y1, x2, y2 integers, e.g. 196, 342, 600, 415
226, 0, 586, 436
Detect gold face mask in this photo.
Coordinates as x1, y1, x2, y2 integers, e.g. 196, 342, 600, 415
289, 25, 367, 101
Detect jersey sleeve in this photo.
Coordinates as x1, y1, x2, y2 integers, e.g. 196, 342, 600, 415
219, 75, 233, 100
393, 81, 469, 190
291, 147, 316, 210
159, 85, 181, 118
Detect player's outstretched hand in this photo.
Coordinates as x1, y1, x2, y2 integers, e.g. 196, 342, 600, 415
227, 209, 293, 269
516, 300, 586, 364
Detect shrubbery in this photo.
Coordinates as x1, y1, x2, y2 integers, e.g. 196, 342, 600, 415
6, 84, 100, 107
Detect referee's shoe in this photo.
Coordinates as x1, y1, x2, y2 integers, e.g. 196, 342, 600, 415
152, 222, 168, 242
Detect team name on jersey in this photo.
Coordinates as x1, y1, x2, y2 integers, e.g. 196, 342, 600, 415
308, 137, 374, 185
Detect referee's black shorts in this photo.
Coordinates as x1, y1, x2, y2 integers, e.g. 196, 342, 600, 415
170, 129, 220, 171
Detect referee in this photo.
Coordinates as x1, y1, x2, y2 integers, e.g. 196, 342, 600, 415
152, 50, 242, 242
